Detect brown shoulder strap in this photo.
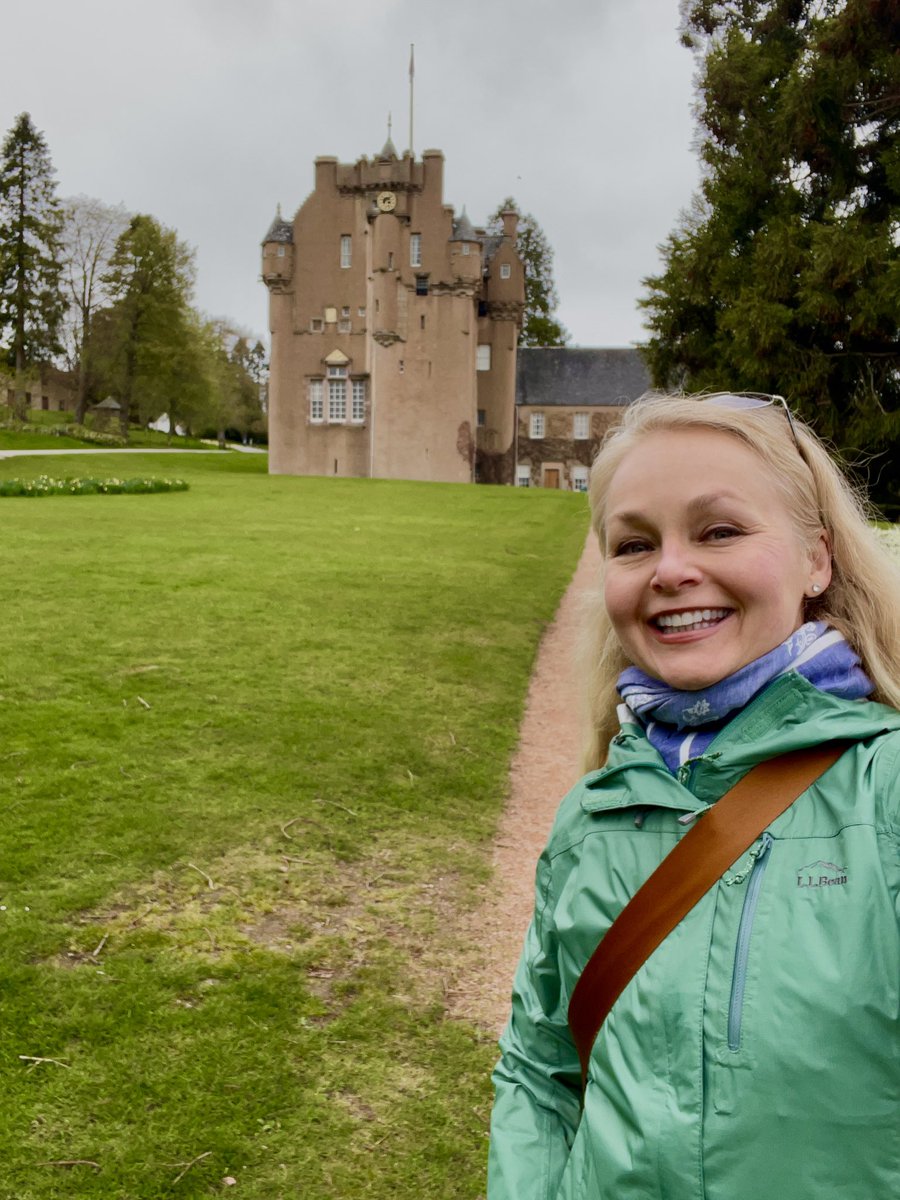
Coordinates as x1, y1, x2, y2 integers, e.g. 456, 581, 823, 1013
567, 741, 850, 1089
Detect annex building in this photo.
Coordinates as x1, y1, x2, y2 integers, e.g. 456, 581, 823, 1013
514, 347, 650, 490
262, 141, 650, 488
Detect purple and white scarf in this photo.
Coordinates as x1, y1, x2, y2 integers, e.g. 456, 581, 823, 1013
617, 621, 873, 774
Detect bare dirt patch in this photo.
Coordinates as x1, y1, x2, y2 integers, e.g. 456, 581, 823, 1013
56, 841, 471, 1019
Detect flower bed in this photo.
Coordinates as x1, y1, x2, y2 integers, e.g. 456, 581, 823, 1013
0, 475, 189, 497
0, 419, 127, 446
58, 424, 129, 447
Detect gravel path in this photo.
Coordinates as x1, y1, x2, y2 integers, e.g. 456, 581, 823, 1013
449, 530, 602, 1034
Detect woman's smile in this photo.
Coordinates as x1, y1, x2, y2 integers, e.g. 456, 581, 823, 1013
602, 429, 831, 690
649, 607, 733, 635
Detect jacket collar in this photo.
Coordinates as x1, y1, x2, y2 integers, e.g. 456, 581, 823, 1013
580, 674, 900, 816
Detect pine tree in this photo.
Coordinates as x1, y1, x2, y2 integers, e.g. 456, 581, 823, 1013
641, 0, 900, 507
489, 199, 569, 347
0, 112, 66, 418
99, 214, 195, 433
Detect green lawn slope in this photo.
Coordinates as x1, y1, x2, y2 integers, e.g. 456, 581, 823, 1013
0, 409, 217, 450
0, 450, 587, 1199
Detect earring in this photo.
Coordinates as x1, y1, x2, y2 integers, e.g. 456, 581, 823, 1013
810, 584, 822, 595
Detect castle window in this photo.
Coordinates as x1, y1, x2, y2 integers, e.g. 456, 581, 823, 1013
571, 465, 589, 493
415, 275, 429, 296
420, 314, 425, 330
529, 412, 545, 439
340, 235, 352, 268
573, 412, 590, 440
351, 380, 366, 423
328, 379, 347, 422
341, 306, 350, 318
277, 246, 286, 258
516, 464, 532, 488
500, 262, 511, 279
462, 243, 471, 256
310, 318, 323, 332
478, 300, 488, 316
477, 408, 486, 427
308, 380, 324, 423
338, 319, 352, 333
324, 307, 337, 324
476, 344, 492, 371
388, 252, 394, 270
358, 306, 366, 317
410, 233, 422, 267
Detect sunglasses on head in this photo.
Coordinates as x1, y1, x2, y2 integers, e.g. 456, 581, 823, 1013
701, 392, 802, 455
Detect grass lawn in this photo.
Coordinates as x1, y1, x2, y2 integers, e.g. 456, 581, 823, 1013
0, 429, 98, 450
0, 449, 588, 1199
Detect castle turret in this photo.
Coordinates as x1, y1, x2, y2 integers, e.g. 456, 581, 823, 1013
261, 204, 294, 287
449, 208, 481, 287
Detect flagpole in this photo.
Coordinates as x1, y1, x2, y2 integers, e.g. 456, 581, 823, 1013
408, 43, 415, 158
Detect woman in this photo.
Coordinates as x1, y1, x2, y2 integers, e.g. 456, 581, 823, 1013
488, 394, 900, 1200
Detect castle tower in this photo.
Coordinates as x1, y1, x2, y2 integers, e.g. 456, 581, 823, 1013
475, 208, 525, 483
261, 146, 524, 483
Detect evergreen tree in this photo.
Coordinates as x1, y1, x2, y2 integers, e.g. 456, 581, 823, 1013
0, 112, 65, 418
641, 0, 900, 506
229, 335, 268, 439
98, 214, 195, 433
489, 199, 569, 347
246, 339, 269, 420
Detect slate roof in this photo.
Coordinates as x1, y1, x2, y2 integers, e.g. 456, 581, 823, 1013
480, 233, 504, 265
450, 209, 478, 241
515, 347, 651, 408
262, 206, 293, 244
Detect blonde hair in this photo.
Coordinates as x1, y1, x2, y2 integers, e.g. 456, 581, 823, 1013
582, 393, 900, 770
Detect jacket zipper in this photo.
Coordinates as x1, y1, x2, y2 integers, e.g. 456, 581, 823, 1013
727, 832, 773, 1052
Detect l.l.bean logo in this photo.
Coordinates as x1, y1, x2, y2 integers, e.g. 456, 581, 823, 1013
796, 860, 848, 889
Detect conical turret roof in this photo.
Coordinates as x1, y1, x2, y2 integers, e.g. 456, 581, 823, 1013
262, 203, 293, 244
378, 134, 399, 160
450, 207, 478, 242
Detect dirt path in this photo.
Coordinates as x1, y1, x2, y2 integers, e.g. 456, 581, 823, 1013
449, 530, 602, 1034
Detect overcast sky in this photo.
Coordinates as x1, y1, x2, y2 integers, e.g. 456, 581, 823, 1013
1, 0, 701, 349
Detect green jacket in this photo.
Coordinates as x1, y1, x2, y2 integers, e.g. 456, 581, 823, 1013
488, 675, 900, 1200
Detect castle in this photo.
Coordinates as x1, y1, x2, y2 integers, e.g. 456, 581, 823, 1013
262, 139, 525, 484
262, 142, 650, 487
